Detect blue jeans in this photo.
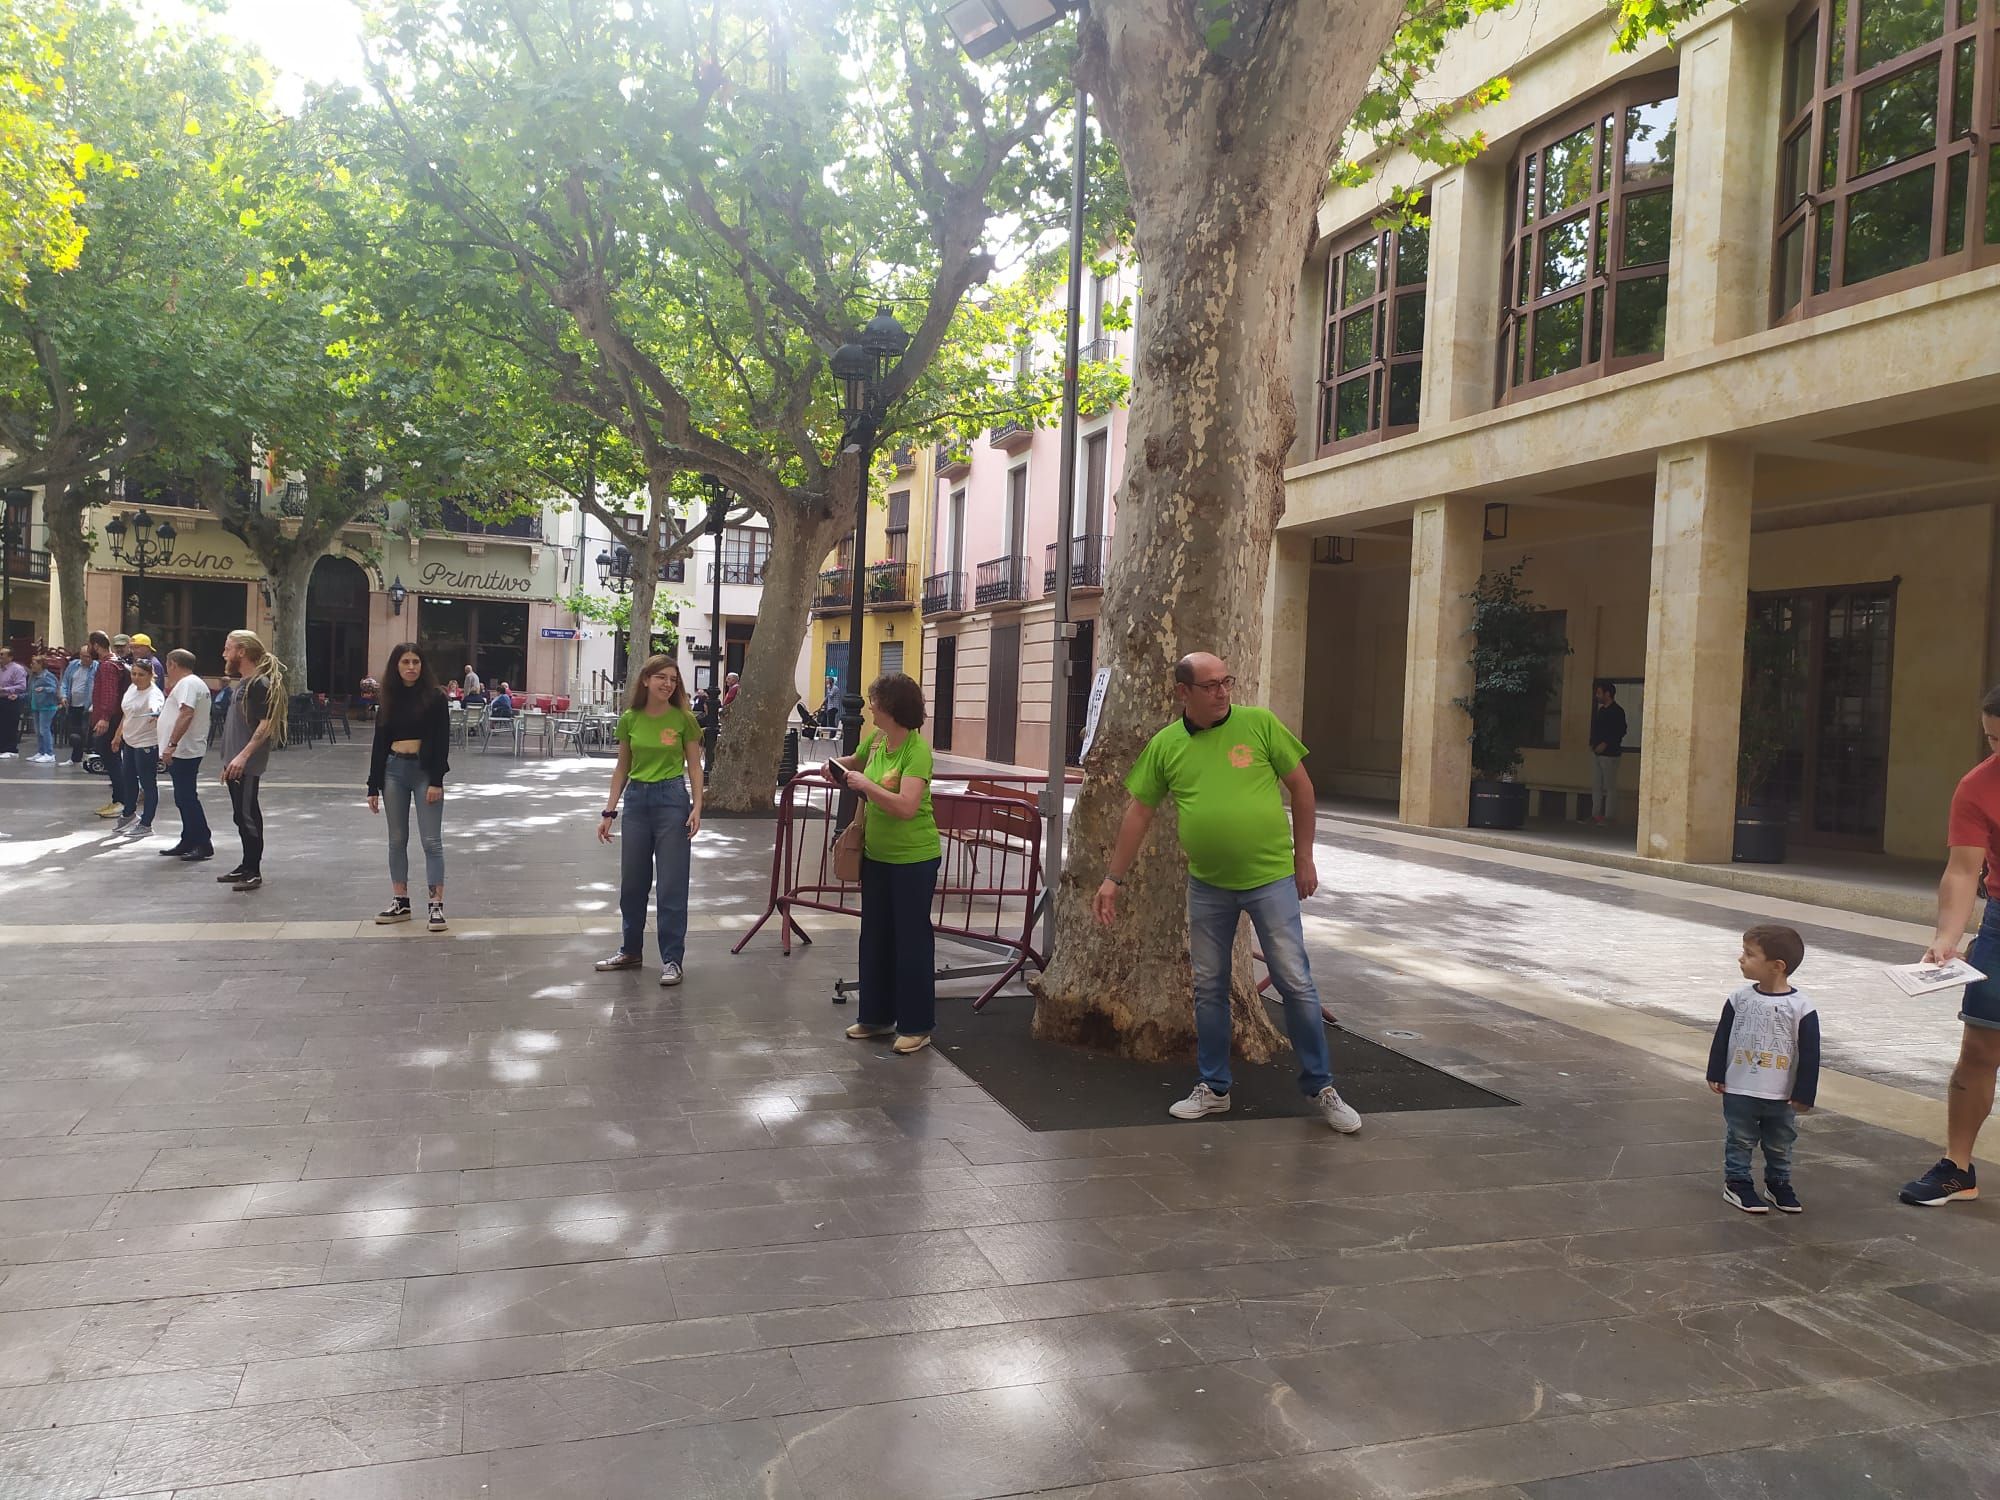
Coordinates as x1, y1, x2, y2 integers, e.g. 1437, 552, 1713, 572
167, 755, 210, 850
383, 754, 445, 891
1722, 1093, 1798, 1185
620, 778, 691, 964
1960, 900, 2000, 1029
1188, 875, 1334, 1097
119, 744, 159, 825
858, 855, 940, 1036
33, 709, 55, 757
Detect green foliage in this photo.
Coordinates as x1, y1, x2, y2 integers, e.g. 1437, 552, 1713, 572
561, 587, 684, 648
1455, 559, 1570, 781
1738, 605, 1803, 807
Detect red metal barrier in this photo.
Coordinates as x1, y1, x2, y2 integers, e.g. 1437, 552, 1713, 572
732, 767, 1048, 1007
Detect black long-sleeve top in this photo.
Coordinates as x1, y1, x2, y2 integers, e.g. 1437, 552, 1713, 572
368, 691, 452, 795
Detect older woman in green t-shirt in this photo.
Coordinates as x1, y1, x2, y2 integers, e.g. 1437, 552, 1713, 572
831, 671, 941, 1053
595, 654, 705, 986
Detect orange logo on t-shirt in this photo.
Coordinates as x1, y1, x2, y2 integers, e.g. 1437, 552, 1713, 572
660, 727, 679, 747
1228, 744, 1254, 768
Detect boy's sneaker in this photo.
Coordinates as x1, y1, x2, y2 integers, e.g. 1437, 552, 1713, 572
1723, 1180, 1769, 1214
1316, 1086, 1363, 1134
1169, 1083, 1232, 1121
1900, 1158, 1979, 1206
1766, 1181, 1804, 1214
658, 961, 681, 986
112, 813, 134, 834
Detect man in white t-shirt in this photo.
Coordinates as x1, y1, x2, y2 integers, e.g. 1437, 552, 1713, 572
158, 649, 215, 861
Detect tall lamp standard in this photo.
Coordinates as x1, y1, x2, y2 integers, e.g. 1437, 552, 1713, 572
945, 0, 1086, 916
829, 305, 911, 757
700, 474, 734, 771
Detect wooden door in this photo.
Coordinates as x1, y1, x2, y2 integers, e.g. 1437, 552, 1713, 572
986, 624, 1020, 764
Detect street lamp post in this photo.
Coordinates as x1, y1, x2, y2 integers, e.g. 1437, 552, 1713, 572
830, 306, 912, 758
703, 475, 729, 771
105, 507, 179, 579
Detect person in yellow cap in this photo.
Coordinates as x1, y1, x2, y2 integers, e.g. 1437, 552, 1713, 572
128, 633, 164, 686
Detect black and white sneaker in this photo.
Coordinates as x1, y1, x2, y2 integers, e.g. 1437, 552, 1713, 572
216, 868, 247, 883
1900, 1158, 1979, 1206
376, 898, 412, 925
1766, 1181, 1804, 1214
232, 874, 262, 892
427, 902, 447, 932
1723, 1180, 1769, 1214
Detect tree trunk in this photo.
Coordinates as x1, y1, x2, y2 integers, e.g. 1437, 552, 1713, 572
1031, 0, 1404, 1060
625, 527, 662, 687
44, 479, 91, 646
704, 502, 839, 815
265, 551, 315, 683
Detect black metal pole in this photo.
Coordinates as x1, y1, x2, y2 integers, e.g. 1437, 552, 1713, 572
1, 505, 13, 648
706, 501, 725, 771
839, 417, 875, 757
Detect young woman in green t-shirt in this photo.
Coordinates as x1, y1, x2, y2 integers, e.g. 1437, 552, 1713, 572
594, 655, 705, 986
828, 671, 941, 1053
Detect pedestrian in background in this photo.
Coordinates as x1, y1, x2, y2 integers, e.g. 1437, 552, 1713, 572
157, 649, 213, 861
61, 647, 94, 766
111, 658, 165, 836
28, 653, 60, 762
595, 654, 703, 986
88, 632, 130, 817
367, 643, 451, 931
1589, 679, 1627, 826
0, 647, 24, 758
129, 633, 164, 685
217, 630, 287, 892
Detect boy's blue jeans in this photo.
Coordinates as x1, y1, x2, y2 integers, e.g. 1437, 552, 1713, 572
1188, 874, 1334, 1098
33, 709, 55, 757
1723, 1092, 1797, 1184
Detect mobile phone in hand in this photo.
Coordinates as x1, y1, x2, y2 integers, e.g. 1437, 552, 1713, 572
827, 760, 849, 787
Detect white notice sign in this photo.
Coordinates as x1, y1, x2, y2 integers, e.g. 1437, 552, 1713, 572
1077, 667, 1112, 763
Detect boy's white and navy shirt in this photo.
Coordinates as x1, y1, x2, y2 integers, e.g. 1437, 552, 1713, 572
1706, 984, 1820, 1104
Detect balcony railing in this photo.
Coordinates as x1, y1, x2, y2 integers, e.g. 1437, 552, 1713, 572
892, 443, 917, 470
1, 549, 50, 581
1044, 534, 1111, 595
814, 568, 853, 613
709, 558, 769, 585
863, 561, 915, 608
662, 558, 686, 583
974, 555, 1032, 607
437, 498, 543, 539
922, 571, 966, 615
936, 445, 972, 479
1080, 335, 1114, 363
989, 418, 1033, 453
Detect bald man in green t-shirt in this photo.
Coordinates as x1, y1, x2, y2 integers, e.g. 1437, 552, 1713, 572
1095, 652, 1361, 1133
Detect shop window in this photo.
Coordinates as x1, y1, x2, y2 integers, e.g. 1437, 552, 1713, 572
1317, 203, 1428, 454
1500, 79, 1678, 399
1775, 0, 1995, 320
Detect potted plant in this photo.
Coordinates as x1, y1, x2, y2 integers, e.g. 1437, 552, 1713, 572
1456, 560, 1569, 830
1734, 609, 1799, 864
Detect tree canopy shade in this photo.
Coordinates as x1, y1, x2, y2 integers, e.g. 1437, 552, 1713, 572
359, 0, 1089, 810
0, 0, 104, 305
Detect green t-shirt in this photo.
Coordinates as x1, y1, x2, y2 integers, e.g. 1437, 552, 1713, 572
861, 729, 941, 864
616, 704, 703, 782
1125, 705, 1308, 890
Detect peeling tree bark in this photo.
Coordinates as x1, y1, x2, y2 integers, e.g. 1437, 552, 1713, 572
1031, 0, 1405, 1061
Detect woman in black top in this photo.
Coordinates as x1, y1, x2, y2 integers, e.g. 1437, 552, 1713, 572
367, 643, 452, 931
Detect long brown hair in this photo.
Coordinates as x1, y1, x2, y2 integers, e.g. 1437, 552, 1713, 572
226, 630, 290, 746
378, 642, 440, 718
627, 654, 688, 711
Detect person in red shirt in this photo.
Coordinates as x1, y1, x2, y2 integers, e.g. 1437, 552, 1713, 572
1902, 685, 2000, 1208
87, 632, 130, 819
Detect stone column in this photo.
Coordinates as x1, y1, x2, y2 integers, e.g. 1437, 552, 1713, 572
1262, 532, 1311, 734
1638, 439, 1753, 863
1419, 160, 1508, 427
1399, 496, 1482, 827
1665, 7, 1781, 356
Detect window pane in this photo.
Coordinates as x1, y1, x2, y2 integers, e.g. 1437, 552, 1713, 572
1334, 374, 1372, 440
1531, 294, 1586, 381
1393, 292, 1426, 355
1538, 213, 1591, 295
1512, 324, 1529, 386
1624, 99, 1678, 181
1589, 287, 1604, 363
1386, 363, 1422, 427
1816, 201, 1837, 291
1520, 156, 1538, 227
1341, 240, 1379, 307
1954, 38, 1975, 136
1987, 144, 2000, 241
1613, 274, 1670, 356
1516, 242, 1532, 305
1598, 115, 1615, 192
1946, 150, 1969, 251
1828, 0, 1847, 84
1542, 127, 1594, 217
1843, 163, 1936, 282
1855, 59, 1940, 176
1958, 0, 1975, 23
1320, 388, 1337, 446
1822, 98, 1843, 189
1622, 189, 1673, 267
1595, 202, 1609, 274
1783, 124, 1813, 205
1395, 220, 1429, 283
1778, 222, 1807, 311
1338, 309, 1375, 373
1858, 0, 1944, 74
1786, 18, 1820, 117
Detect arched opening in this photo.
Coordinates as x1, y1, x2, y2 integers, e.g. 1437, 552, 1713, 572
305, 555, 371, 695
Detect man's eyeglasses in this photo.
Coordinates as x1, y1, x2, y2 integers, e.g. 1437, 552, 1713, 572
1191, 676, 1235, 692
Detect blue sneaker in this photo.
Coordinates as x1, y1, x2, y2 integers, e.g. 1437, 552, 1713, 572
1723, 1180, 1768, 1214
1900, 1158, 1978, 1206
1765, 1181, 1803, 1214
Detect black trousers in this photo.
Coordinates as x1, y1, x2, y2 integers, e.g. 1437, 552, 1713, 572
228, 774, 264, 875
0, 698, 18, 754
856, 855, 940, 1035
67, 705, 89, 761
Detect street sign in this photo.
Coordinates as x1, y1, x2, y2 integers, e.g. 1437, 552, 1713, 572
1077, 667, 1112, 762
539, 628, 578, 640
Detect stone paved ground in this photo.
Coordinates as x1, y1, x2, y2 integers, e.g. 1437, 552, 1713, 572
1, 744, 1998, 1498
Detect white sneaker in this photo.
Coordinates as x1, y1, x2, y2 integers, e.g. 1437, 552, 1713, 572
1168, 1083, 1232, 1121
30, 754, 51, 764
1317, 1086, 1363, 1134
659, 962, 682, 987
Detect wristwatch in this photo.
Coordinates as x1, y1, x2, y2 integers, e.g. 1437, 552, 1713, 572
1106, 873, 1127, 887
600, 809, 618, 819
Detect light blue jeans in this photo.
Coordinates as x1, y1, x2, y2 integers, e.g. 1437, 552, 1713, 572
1188, 874, 1334, 1097
620, 777, 692, 964
383, 754, 445, 891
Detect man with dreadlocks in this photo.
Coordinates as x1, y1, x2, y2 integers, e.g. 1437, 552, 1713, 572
217, 630, 287, 892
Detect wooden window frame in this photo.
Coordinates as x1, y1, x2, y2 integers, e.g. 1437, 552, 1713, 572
1774, 0, 1997, 323
1499, 74, 1679, 403
1316, 200, 1429, 457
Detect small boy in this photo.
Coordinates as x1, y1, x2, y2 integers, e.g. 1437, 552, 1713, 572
1706, 924, 1820, 1214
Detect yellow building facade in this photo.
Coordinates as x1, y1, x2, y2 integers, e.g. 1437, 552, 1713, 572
807, 443, 933, 713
